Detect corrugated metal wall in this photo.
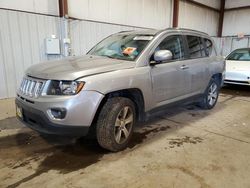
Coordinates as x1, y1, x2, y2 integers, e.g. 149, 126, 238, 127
68, 0, 173, 29
214, 36, 250, 56
225, 0, 250, 9
0, 0, 59, 16
223, 9, 250, 36
192, 0, 220, 9
223, 1, 250, 36
1, 2, 249, 99
0, 9, 61, 99
0, 9, 148, 99
179, 0, 219, 36
70, 19, 143, 56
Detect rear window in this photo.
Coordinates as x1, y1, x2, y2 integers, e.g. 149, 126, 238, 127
186, 36, 206, 58
227, 49, 250, 61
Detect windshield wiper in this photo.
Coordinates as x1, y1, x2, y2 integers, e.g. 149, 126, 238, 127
102, 55, 116, 59
101, 54, 133, 61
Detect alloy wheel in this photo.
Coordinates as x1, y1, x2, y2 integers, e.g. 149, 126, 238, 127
207, 83, 218, 106
114, 106, 134, 144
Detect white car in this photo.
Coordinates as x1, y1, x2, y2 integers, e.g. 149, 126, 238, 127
224, 48, 250, 86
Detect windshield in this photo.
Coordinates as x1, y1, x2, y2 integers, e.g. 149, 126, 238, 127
88, 34, 154, 61
227, 49, 250, 61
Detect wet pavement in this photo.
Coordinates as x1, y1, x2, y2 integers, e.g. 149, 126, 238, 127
0, 85, 249, 188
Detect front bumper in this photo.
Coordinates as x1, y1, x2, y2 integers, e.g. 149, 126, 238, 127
224, 71, 250, 86
15, 90, 104, 136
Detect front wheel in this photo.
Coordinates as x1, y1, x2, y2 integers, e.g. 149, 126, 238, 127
96, 97, 135, 151
199, 79, 220, 109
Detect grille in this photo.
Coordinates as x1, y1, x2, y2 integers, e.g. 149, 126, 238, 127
19, 77, 45, 98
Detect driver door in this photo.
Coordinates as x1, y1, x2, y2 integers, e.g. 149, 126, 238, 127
150, 35, 192, 105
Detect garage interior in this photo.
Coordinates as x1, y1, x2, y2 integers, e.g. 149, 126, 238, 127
0, 0, 250, 187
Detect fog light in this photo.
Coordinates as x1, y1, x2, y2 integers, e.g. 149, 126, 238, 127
48, 108, 66, 119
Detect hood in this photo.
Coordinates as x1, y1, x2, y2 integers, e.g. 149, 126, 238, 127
226, 60, 250, 72
26, 55, 135, 80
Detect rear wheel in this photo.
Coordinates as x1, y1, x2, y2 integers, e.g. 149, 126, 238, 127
96, 97, 135, 151
199, 79, 219, 109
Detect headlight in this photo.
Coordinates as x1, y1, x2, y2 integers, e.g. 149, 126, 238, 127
47, 80, 85, 95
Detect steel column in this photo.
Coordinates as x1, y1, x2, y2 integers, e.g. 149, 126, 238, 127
173, 0, 179, 27
218, 0, 225, 37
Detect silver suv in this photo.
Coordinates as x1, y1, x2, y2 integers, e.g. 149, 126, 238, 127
16, 28, 225, 151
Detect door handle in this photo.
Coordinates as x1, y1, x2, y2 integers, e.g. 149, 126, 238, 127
180, 65, 189, 70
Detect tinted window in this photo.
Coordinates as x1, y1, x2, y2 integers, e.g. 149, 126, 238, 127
227, 49, 250, 61
186, 36, 206, 58
156, 35, 185, 60
204, 38, 213, 56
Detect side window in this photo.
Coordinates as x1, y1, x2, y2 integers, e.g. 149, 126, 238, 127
186, 35, 206, 58
156, 35, 185, 60
204, 38, 213, 56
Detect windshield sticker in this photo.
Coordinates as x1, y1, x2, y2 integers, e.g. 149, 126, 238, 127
133, 36, 154, 41
123, 47, 137, 55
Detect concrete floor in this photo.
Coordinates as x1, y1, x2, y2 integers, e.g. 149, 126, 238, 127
0, 98, 16, 121
0, 85, 249, 188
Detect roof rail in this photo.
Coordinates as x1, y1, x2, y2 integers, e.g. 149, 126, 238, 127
161, 27, 209, 36
118, 30, 135, 33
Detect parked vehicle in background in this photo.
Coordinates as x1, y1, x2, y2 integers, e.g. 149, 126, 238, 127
224, 48, 250, 86
16, 28, 225, 151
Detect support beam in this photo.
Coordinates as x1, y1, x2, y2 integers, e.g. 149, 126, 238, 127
58, 0, 70, 56
172, 0, 179, 27
58, 0, 68, 17
218, 0, 225, 37
183, 0, 219, 12
225, 6, 250, 12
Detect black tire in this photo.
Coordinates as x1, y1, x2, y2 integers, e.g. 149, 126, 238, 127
96, 97, 136, 151
199, 78, 220, 109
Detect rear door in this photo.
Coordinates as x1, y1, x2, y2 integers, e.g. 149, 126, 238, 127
183, 35, 209, 94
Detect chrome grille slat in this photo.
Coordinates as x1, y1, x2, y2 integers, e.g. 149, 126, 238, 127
25, 81, 31, 95
23, 79, 28, 95
34, 82, 42, 98
22, 79, 28, 93
29, 81, 36, 97
19, 77, 45, 98
20, 79, 25, 92
34, 82, 39, 97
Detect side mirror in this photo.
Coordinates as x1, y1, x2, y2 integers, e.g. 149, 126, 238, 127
153, 50, 173, 63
